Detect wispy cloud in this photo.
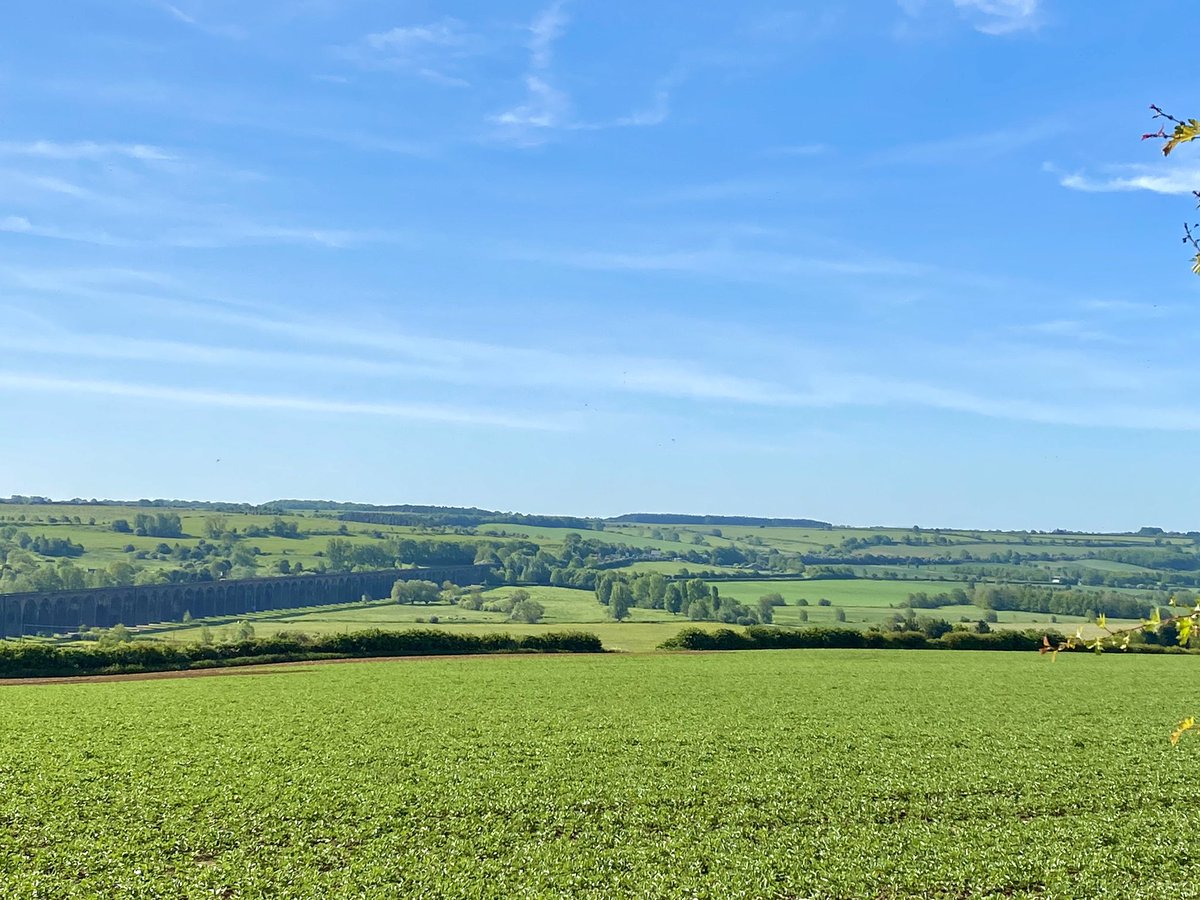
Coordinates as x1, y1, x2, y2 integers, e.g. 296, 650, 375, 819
0, 373, 564, 431
0, 214, 132, 247
490, 2, 671, 144
875, 120, 1061, 165
899, 0, 1042, 36
153, 1, 247, 40
953, 0, 1040, 35
0, 140, 174, 161
506, 242, 937, 283
0, 211, 405, 250
4, 263, 1197, 437
0, 132, 403, 251
1011, 318, 1121, 343
342, 18, 477, 86
491, 2, 572, 141
0, 270, 805, 410
529, 1, 569, 69
1054, 162, 1200, 196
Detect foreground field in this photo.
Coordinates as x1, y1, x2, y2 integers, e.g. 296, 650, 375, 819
0, 651, 1197, 897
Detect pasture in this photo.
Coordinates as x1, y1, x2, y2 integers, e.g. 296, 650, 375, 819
0, 650, 1196, 897
134, 580, 1128, 650
142, 586, 709, 652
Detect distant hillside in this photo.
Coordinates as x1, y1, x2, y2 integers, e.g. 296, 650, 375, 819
301, 503, 599, 530
609, 513, 832, 529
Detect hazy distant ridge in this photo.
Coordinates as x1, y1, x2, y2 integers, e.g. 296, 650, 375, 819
610, 513, 832, 528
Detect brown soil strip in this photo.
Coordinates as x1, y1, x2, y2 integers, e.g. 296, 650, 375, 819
0, 652, 594, 687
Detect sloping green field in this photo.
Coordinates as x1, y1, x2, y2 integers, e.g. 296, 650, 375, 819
0, 651, 1197, 898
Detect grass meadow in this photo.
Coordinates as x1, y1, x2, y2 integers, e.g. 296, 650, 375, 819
1, 650, 1197, 898
133, 579, 1128, 650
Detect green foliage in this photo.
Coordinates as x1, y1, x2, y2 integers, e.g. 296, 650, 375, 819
391, 580, 442, 605
510, 597, 546, 624
134, 513, 183, 538
0, 628, 604, 678
1, 651, 1198, 894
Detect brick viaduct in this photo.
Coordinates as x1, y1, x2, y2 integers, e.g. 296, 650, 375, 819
0, 565, 494, 638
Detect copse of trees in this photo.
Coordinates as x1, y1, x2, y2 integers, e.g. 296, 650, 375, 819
24, 534, 84, 558
594, 572, 769, 625
133, 513, 184, 538
391, 580, 442, 605
900, 588, 971, 609
971, 583, 1154, 620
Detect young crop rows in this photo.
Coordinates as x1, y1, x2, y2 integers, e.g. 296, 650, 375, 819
0, 651, 1197, 898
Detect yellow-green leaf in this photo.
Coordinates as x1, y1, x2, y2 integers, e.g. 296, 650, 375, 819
1163, 119, 1200, 156
1171, 717, 1196, 746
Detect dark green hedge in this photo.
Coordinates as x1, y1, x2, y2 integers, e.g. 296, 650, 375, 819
658, 626, 1188, 654
0, 629, 605, 679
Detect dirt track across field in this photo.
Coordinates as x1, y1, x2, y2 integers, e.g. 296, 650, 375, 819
0, 652, 581, 687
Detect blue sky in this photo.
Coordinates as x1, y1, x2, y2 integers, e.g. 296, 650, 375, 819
1, 0, 1198, 530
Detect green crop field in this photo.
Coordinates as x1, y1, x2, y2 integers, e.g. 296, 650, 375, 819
0, 650, 1196, 898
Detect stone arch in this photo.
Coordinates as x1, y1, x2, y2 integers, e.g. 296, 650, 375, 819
51, 598, 69, 632
2, 599, 19, 638
35, 599, 52, 632
119, 591, 136, 625
67, 597, 83, 630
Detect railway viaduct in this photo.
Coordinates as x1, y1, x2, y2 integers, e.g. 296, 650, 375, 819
0, 565, 494, 638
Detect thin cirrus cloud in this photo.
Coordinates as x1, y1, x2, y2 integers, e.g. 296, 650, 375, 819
953, 0, 1040, 35
899, 0, 1041, 36
0, 373, 565, 431
343, 18, 477, 86
0, 212, 406, 250
0, 140, 174, 161
7, 318, 1184, 432
506, 242, 938, 283
0, 299, 798, 410
152, 1, 247, 40
4, 265, 1193, 435
873, 119, 1062, 165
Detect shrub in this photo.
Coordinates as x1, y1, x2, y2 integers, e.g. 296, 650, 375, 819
0, 628, 607, 679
